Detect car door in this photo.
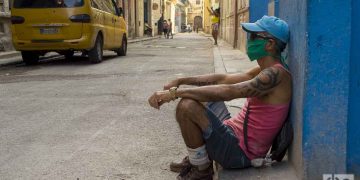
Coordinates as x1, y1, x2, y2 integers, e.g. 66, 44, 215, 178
117, 15, 127, 46
92, 0, 114, 48
101, 0, 117, 48
109, 0, 122, 48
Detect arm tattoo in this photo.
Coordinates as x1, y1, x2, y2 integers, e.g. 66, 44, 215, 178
189, 81, 218, 86
250, 68, 281, 91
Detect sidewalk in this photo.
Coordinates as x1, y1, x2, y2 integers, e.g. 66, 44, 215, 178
128, 35, 160, 43
0, 36, 161, 66
211, 38, 299, 180
0, 51, 21, 65
212, 38, 256, 115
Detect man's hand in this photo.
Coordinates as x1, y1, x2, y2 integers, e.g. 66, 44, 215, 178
148, 90, 174, 109
163, 79, 179, 90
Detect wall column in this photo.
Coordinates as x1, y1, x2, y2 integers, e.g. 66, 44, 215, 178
347, 0, 360, 176
280, 0, 352, 179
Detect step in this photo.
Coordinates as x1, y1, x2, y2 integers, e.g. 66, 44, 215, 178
217, 158, 299, 180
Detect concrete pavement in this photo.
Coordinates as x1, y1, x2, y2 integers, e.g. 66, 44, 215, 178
0, 32, 298, 179
0, 33, 213, 179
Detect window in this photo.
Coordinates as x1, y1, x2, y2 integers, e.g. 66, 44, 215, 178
0, 0, 4, 12
92, 0, 117, 15
196, 0, 200, 5
0, 23, 4, 33
102, 0, 114, 14
90, 0, 100, 9
13, 0, 84, 8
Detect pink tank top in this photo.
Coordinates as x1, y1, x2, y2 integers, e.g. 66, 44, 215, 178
223, 64, 291, 160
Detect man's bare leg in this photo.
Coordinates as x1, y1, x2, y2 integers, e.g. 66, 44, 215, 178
213, 31, 218, 45
175, 98, 213, 173
212, 31, 216, 45
176, 98, 209, 148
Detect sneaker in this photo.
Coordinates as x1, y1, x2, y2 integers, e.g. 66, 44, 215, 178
177, 164, 214, 180
170, 156, 190, 173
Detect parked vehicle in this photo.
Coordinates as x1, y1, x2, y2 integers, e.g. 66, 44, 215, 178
11, 0, 127, 65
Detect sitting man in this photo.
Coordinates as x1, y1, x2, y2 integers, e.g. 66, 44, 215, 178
148, 16, 291, 180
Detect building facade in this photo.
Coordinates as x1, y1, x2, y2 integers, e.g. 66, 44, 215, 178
202, 0, 218, 34
117, 0, 143, 38
161, 0, 189, 34
0, 0, 14, 52
187, 0, 203, 31
146, 0, 163, 36
117, 0, 163, 38
174, 1, 188, 33
218, 0, 249, 51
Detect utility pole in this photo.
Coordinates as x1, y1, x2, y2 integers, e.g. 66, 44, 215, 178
233, 0, 239, 49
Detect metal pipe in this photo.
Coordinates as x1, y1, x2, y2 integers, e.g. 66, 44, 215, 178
233, 0, 239, 49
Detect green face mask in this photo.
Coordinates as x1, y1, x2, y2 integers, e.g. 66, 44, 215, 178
246, 39, 271, 61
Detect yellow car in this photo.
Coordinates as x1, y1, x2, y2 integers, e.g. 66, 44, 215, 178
11, 0, 127, 65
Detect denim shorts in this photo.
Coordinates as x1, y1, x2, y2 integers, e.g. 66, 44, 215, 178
202, 102, 251, 169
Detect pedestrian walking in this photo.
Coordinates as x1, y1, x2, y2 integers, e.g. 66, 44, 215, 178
163, 20, 169, 39
167, 19, 174, 39
207, 7, 220, 45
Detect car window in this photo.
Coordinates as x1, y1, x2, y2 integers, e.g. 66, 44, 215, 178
90, 0, 101, 10
13, 0, 84, 8
103, 0, 117, 15
92, 0, 114, 14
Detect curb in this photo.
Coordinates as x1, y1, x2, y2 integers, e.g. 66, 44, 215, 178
0, 51, 22, 66
199, 31, 213, 38
128, 36, 160, 44
0, 51, 21, 59
213, 46, 226, 74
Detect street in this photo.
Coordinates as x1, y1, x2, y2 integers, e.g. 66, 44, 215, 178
0, 33, 215, 179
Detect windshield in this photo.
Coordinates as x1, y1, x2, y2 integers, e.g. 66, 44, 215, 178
13, 0, 84, 8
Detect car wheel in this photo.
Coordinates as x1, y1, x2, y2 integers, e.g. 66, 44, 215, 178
117, 36, 127, 56
89, 35, 103, 63
21, 51, 39, 65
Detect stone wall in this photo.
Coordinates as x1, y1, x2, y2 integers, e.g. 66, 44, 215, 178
0, 0, 14, 52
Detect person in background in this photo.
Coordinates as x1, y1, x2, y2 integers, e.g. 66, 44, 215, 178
163, 20, 169, 39
207, 7, 220, 45
167, 19, 174, 39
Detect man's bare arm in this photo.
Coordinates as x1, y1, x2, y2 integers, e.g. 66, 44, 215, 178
164, 66, 261, 89
175, 67, 281, 102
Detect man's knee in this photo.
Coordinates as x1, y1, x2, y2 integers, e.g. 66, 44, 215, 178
176, 98, 198, 113
176, 99, 202, 121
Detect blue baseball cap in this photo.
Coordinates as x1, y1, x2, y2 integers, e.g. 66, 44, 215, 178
241, 16, 289, 43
